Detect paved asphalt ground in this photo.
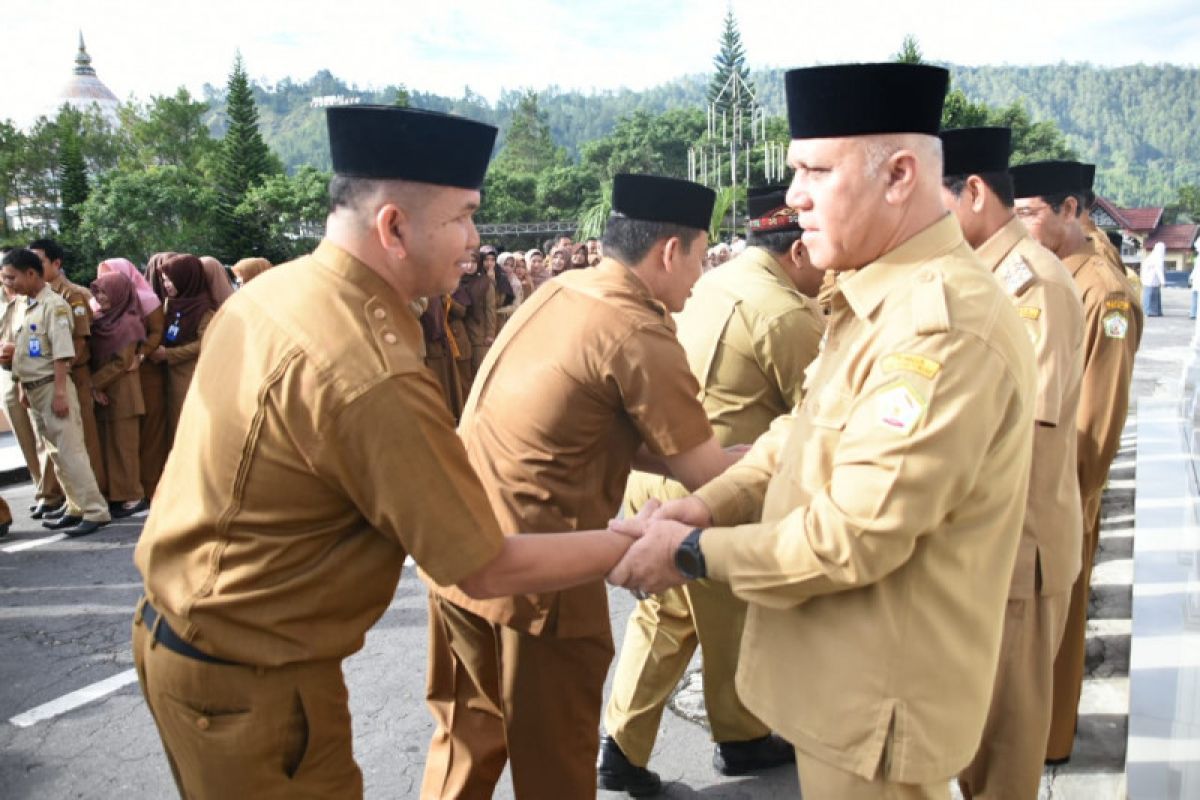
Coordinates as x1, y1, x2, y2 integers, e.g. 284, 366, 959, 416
0, 287, 1191, 799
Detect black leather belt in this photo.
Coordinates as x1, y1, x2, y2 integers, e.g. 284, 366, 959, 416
18, 375, 55, 390
140, 601, 240, 667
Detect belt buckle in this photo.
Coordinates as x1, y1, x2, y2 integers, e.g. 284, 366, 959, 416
133, 596, 148, 625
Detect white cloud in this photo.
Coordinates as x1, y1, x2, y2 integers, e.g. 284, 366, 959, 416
4, 0, 1197, 127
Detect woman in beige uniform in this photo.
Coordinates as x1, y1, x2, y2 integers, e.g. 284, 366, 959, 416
148, 255, 214, 442
98, 258, 166, 499
89, 271, 148, 517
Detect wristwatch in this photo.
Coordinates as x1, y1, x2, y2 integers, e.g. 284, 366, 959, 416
674, 528, 707, 580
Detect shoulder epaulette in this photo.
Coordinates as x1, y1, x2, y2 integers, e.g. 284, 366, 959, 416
912, 268, 950, 335
998, 253, 1036, 296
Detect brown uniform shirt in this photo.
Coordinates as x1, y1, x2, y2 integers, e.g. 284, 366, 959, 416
1065, 240, 1141, 501
12, 286, 76, 381
432, 258, 713, 638
134, 241, 504, 667
694, 216, 1037, 783
626, 245, 825, 509
463, 274, 497, 346
49, 275, 93, 369
977, 217, 1085, 598
91, 342, 146, 419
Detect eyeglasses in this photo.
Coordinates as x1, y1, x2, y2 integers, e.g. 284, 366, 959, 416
1015, 204, 1052, 219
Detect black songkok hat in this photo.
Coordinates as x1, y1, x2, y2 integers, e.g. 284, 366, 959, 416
1010, 160, 1087, 199
326, 105, 497, 189
784, 63, 949, 139
745, 185, 800, 233
939, 127, 1012, 177
610, 173, 716, 232
1080, 163, 1097, 191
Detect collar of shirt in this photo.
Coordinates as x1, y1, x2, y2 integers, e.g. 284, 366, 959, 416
742, 245, 804, 296
310, 239, 423, 350
974, 215, 1028, 271
839, 214, 963, 321
26, 284, 55, 309
1061, 238, 1099, 278
592, 257, 672, 323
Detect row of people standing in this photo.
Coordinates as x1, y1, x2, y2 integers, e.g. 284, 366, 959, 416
0, 241, 270, 537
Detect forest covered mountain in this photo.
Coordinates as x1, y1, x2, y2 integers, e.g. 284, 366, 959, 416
202, 62, 1200, 207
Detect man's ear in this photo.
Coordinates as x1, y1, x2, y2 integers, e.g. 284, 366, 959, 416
968, 175, 988, 214
788, 237, 806, 269
659, 236, 681, 273
883, 149, 920, 205
375, 203, 409, 260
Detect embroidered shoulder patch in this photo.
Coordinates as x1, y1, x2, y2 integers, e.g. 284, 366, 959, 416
881, 353, 942, 380
1105, 299, 1131, 311
72, 305, 85, 316
1102, 311, 1128, 339
877, 380, 927, 436
1000, 254, 1035, 296
1018, 306, 1042, 320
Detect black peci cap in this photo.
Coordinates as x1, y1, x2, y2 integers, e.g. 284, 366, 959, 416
610, 173, 716, 232
745, 185, 800, 233
1080, 163, 1097, 191
326, 105, 498, 189
1010, 160, 1087, 199
939, 127, 1012, 177
785, 63, 949, 140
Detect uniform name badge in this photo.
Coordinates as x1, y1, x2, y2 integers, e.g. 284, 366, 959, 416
1102, 311, 1128, 339
165, 319, 181, 344
27, 324, 41, 358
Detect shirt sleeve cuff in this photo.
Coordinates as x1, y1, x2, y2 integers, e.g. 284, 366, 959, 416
695, 477, 758, 526
699, 526, 739, 582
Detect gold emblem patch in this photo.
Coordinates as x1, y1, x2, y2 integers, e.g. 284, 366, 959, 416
1105, 299, 1131, 311
881, 353, 942, 380
877, 380, 927, 436
1018, 307, 1042, 320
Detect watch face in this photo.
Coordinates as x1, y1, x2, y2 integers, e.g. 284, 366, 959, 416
675, 543, 702, 579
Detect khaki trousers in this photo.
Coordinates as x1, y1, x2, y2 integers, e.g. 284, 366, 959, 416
97, 412, 143, 502
139, 363, 168, 500
132, 614, 361, 799
605, 579, 769, 766
958, 589, 1070, 799
1046, 490, 1103, 760
796, 749, 949, 800
70, 365, 107, 495
1, 368, 62, 503
422, 594, 613, 800
25, 381, 108, 521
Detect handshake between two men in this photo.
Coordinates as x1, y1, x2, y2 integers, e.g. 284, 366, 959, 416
606, 496, 711, 596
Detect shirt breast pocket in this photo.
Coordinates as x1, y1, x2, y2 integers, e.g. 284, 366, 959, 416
807, 387, 854, 431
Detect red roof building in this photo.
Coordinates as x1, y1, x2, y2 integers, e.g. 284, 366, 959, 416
1091, 198, 1197, 271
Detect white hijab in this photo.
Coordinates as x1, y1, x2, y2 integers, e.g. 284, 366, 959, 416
1143, 242, 1167, 286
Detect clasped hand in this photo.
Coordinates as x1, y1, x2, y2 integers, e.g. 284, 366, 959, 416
606, 496, 713, 596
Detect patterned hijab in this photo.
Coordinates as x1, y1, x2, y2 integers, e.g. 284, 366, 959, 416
162, 254, 214, 346
89, 272, 147, 365
96, 258, 161, 317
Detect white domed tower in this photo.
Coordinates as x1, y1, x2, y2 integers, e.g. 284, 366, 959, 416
55, 32, 120, 125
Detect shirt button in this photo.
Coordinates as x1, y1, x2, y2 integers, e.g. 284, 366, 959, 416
373, 308, 387, 320
196, 716, 210, 731
383, 332, 398, 345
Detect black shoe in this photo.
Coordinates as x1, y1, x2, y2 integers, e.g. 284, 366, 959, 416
31, 501, 65, 520
597, 735, 662, 797
713, 733, 796, 776
1045, 755, 1071, 766
43, 515, 82, 530
67, 519, 108, 538
112, 499, 148, 519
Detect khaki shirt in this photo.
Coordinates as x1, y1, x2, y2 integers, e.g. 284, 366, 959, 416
134, 241, 504, 667
12, 286, 76, 382
694, 216, 1037, 783
625, 246, 825, 510
432, 258, 713, 638
1065, 240, 1141, 501
49, 275, 93, 369
977, 217, 1084, 597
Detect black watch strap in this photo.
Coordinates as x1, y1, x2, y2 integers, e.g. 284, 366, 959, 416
675, 527, 707, 580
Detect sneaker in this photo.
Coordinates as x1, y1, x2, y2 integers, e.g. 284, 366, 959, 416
713, 733, 796, 776
597, 735, 663, 797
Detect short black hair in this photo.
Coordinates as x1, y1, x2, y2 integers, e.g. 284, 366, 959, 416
745, 228, 803, 255
329, 175, 381, 212
2, 248, 44, 274
942, 171, 1015, 208
601, 216, 703, 265
1106, 230, 1123, 250
27, 238, 63, 263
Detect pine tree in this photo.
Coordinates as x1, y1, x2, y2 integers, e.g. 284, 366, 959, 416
894, 35, 924, 64
494, 91, 561, 174
56, 122, 93, 277
214, 53, 278, 262
707, 8, 756, 119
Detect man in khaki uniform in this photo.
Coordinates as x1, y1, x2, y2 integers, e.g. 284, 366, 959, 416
1012, 160, 1142, 764
610, 63, 1038, 800
28, 239, 106, 496
940, 128, 1085, 799
599, 185, 825, 795
0, 249, 109, 536
0, 280, 65, 517
421, 173, 740, 799
131, 106, 641, 800
1079, 165, 1144, 302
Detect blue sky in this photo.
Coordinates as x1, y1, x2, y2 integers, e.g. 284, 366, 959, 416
6, 0, 1199, 126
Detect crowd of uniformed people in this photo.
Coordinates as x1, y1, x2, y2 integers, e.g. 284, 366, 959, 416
1, 59, 1148, 799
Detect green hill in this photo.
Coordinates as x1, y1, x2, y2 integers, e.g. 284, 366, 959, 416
201, 63, 1200, 207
